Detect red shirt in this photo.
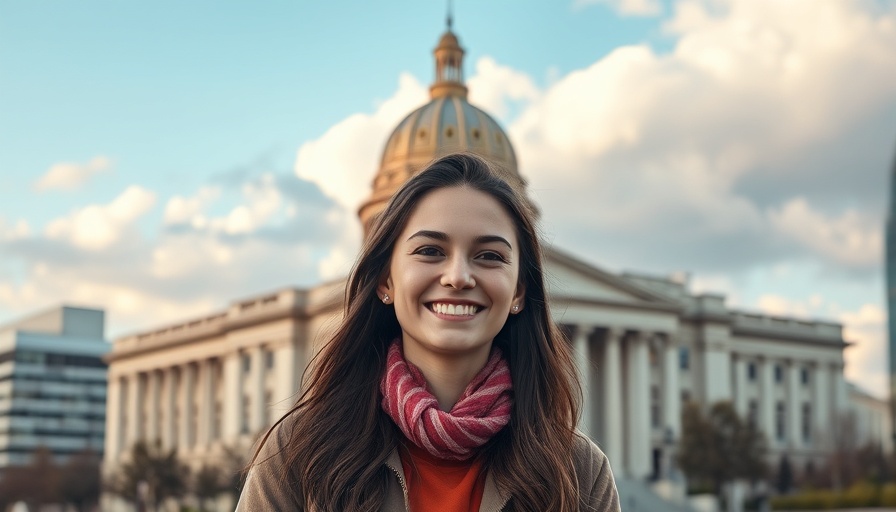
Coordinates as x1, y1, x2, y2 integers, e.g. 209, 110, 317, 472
399, 442, 486, 512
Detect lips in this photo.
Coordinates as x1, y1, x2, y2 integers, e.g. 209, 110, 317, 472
427, 302, 482, 316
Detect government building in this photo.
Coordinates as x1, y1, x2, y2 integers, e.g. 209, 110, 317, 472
102, 22, 881, 511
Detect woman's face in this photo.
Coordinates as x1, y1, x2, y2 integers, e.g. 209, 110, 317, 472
380, 185, 525, 370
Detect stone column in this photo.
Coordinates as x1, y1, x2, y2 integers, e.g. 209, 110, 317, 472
126, 373, 142, 448
626, 331, 651, 479
104, 375, 123, 460
786, 361, 802, 449
662, 335, 681, 439
179, 363, 196, 449
162, 367, 177, 450
222, 352, 242, 439
147, 370, 161, 444
274, 340, 298, 414
198, 359, 215, 448
602, 328, 624, 474
250, 346, 267, 433
732, 355, 749, 417
812, 362, 830, 449
573, 325, 595, 436
759, 358, 777, 448
833, 363, 849, 417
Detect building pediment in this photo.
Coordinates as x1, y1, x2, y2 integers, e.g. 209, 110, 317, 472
544, 247, 680, 313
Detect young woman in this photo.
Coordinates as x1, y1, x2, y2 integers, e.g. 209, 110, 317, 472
236, 153, 620, 511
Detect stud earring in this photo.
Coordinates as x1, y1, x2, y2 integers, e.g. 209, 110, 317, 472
382, 294, 390, 304
512, 305, 519, 312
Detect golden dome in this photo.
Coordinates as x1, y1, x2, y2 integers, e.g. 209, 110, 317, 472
358, 28, 524, 232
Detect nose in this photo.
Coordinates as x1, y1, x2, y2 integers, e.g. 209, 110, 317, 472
441, 255, 475, 289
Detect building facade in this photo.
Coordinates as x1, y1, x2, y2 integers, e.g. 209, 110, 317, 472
0, 306, 108, 468
103, 23, 865, 510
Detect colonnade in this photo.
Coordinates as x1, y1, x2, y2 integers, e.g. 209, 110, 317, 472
104, 341, 299, 461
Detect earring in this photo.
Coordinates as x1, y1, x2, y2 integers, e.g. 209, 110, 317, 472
382, 294, 390, 304
512, 305, 519, 312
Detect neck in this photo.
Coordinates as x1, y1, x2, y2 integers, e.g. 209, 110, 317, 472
402, 342, 492, 411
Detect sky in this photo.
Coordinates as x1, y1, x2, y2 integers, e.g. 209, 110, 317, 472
1, 0, 895, 398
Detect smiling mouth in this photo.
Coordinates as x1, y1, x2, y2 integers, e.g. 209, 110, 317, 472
427, 302, 482, 316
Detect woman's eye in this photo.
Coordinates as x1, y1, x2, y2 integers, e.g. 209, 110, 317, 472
413, 246, 443, 257
478, 251, 507, 262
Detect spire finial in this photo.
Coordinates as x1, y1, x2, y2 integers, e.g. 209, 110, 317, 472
447, 0, 453, 31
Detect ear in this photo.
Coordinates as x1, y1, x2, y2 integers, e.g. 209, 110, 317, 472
510, 282, 526, 314
377, 273, 394, 304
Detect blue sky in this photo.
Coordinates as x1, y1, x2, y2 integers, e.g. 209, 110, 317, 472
1, 0, 895, 397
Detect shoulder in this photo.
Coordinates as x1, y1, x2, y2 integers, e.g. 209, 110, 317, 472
572, 432, 621, 512
236, 413, 303, 511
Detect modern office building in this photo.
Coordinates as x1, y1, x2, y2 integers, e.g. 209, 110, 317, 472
0, 305, 108, 468
102, 21, 872, 511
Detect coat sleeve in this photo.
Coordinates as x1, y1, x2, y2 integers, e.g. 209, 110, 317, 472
575, 434, 621, 512
235, 417, 304, 512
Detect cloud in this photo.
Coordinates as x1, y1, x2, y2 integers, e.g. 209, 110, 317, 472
294, 73, 428, 211
43, 186, 156, 251
839, 303, 888, 400
574, 0, 663, 17
467, 57, 540, 121
767, 198, 882, 270
507, 0, 896, 276
33, 156, 113, 192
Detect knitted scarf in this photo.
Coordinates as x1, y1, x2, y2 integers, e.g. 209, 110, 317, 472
380, 340, 513, 460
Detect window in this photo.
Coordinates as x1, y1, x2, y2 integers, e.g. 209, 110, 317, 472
748, 400, 758, 428
681, 390, 692, 404
242, 353, 251, 374
679, 347, 690, 370
747, 362, 757, 381
264, 390, 273, 426
801, 367, 810, 386
213, 401, 222, 440
241, 395, 250, 434
775, 401, 786, 441
265, 350, 275, 370
774, 364, 783, 383
650, 385, 660, 428
801, 403, 812, 442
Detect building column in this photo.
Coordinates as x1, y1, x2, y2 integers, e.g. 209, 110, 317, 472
146, 370, 161, 444
786, 361, 802, 449
573, 325, 595, 436
250, 346, 267, 433
759, 358, 777, 448
223, 352, 242, 439
626, 331, 651, 479
179, 363, 196, 450
833, 363, 849, 417
198, 359, 215, 448
104, 375, 124, 460
732, 355, 748, 417
662, 334, 681, 439
162, 367, 177, 450
126, 373, 142, 449
274, 340, 298, 415
602, 328, 624, 474
812, 362, 830, 449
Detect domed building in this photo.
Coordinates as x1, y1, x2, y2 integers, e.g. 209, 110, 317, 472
359, 24, 525, 233
102, 21, 858, 512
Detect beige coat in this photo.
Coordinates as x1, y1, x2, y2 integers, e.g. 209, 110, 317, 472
236, 419, 621, 512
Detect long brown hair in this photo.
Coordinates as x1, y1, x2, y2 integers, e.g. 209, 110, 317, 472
252, 153, 582, 511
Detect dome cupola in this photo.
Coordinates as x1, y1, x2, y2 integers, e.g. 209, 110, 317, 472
358, 21, 525, 233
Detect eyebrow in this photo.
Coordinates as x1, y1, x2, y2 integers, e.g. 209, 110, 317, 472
406, 230, 513, 250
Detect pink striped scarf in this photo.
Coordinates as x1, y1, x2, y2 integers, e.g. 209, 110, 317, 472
380, 340, 513, 460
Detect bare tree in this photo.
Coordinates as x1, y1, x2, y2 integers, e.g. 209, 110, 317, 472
59, 449, 101, 512
106, 440, 188, 511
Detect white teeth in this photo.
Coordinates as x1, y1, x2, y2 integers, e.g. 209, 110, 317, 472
432, 303, 478, 316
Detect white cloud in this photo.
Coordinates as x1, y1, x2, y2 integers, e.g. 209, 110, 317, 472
44, 186, 156, 251
294, 73, 428, 211
575, 0, 663, 17
467, 57, 540, 120
839, 303, 888, 399
34, 156, 113, 192
767, 198, 882, 269
163, 186, 221, 226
